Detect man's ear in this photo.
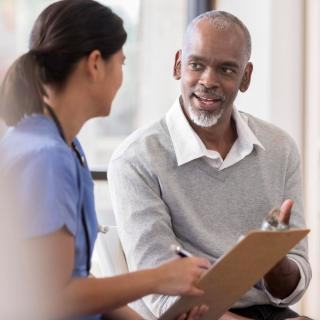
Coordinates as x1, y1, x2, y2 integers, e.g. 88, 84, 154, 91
239, 62, 253, 92
173, 50, 182, 80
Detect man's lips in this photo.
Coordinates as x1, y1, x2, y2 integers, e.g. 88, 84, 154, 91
192, 93, 224, 110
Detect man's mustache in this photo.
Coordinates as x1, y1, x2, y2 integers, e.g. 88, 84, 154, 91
193, 87, 225, 101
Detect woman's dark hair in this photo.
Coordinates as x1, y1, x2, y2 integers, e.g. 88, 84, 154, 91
0, 0, 127, 126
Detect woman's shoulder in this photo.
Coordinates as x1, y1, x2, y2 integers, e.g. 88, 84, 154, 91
0, 117, 81, 238
0, 115, 76, 173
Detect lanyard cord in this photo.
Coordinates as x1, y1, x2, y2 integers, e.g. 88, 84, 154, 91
44, 104, 66, 142
44, 105, 91, 274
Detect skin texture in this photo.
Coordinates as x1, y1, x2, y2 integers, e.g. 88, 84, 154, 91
30, 227, 210, 319
173, 18, 302, 319
30, 14, 302, 320
174, 20, 252, 159
34, 49, 212, 320
44, 49, 125, 145
263, 200, 301, 298
172, 19, 254, 320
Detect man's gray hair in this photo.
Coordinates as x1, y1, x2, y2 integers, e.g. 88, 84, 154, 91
185, 10, 252, 61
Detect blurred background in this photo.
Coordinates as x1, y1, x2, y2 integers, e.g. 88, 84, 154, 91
0, 0, 319, 318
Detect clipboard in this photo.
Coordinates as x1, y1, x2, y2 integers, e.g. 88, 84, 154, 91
159, 228, 309, 320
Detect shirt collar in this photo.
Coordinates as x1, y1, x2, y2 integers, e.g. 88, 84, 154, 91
166, 97, 265, 167
166, 97, 206, 166
232, 106, 265, 152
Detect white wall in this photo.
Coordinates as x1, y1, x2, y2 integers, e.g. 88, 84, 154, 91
303, 0, 320, 317
135, 0, 186, 126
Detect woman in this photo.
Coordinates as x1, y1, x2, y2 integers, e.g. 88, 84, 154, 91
0, 0, 210, 319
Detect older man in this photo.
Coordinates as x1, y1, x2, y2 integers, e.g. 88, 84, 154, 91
108, 11, 311, 320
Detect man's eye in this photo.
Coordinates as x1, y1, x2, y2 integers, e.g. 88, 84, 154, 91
189, 62, 203, 71
221, 67, 235, 74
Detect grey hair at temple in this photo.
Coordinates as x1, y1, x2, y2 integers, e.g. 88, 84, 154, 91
184, 10, 252, 61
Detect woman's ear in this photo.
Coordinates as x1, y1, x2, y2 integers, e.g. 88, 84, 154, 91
86, 50, 103, 81
173, 50, 182, 80
240, 62, 253, 92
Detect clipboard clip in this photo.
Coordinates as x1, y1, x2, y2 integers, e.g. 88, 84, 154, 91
260, 208, 289, 231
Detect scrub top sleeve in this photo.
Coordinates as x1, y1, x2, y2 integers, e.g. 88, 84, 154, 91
19, 147, 79, 238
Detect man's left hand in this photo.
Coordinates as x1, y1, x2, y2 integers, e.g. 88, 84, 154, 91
263, 199, 301, 299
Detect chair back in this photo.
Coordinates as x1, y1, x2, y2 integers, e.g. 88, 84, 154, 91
91, 226, 128, 277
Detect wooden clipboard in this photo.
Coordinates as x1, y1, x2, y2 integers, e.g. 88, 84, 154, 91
159, 229, 309, 320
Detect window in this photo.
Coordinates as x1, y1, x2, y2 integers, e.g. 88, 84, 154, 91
0, 0, 187, 225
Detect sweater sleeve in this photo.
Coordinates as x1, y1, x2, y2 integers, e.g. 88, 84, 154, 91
262, 138, 311, 306
108, 155, 181, 318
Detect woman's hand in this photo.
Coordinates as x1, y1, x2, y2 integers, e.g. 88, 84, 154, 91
153, 257, 210, 296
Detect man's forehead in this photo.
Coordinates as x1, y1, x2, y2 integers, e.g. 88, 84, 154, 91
182, 21, 247, 60
186, 20, 243, 43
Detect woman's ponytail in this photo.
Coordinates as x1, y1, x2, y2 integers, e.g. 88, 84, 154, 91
0, 0, 127, 127
0, 52, 45, 126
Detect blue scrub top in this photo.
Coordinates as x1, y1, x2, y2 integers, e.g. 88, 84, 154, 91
0, 115, 101, 320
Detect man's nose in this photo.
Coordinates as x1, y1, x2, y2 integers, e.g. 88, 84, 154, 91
198, 69, 219, 89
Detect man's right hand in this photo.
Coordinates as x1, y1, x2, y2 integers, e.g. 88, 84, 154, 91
175, 308, 251, 320
218, 311, 252, 320
176, 305, 209, 320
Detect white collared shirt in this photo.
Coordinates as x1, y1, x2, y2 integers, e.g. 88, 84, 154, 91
165, 98, 306, 305
166, 97, 265, 170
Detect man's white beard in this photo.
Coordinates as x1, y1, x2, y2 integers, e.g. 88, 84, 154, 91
188, 104, 223, 128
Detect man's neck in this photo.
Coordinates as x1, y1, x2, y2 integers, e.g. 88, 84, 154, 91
189, 112, 238, 159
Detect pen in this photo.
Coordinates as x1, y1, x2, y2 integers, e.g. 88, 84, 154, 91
170, 244, 193, 258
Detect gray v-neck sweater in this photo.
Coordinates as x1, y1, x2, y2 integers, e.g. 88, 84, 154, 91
108, 112, 310, 319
